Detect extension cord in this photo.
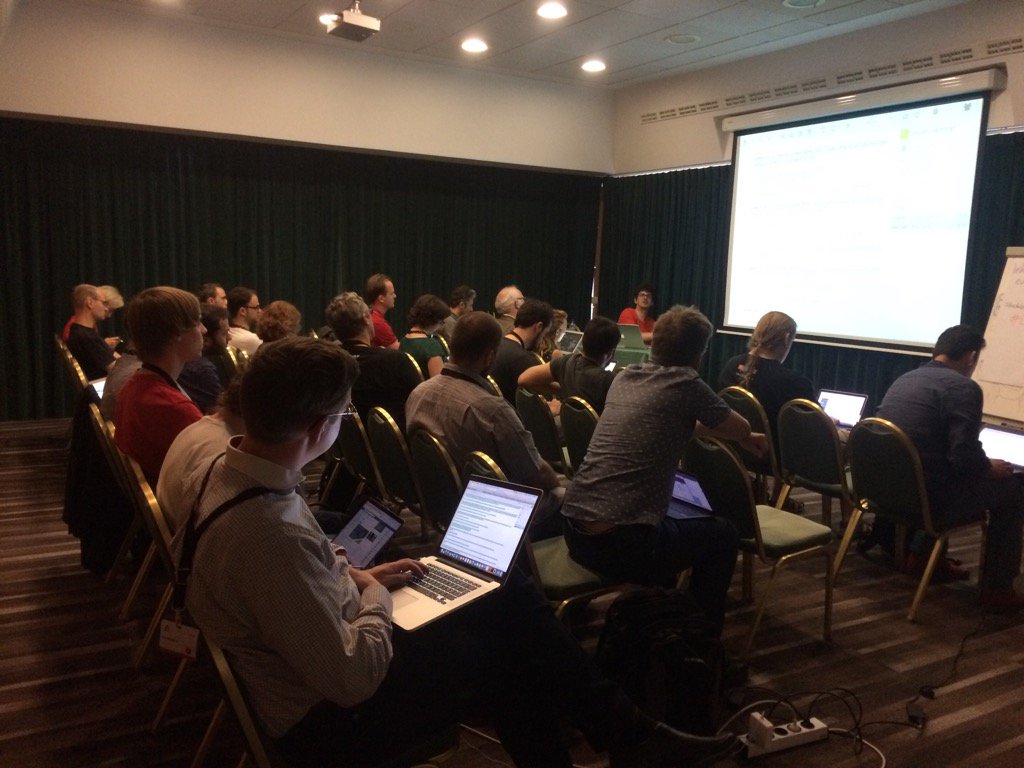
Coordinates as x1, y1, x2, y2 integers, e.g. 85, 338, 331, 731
740, 712, 829, 758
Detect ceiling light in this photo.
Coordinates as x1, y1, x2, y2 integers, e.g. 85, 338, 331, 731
782, 0, 825, 8
665, 33, 701, 46
537, 2, 567, 19
319, 13, 339, 25
462, 38, 488, 53
581, 59, 606, 73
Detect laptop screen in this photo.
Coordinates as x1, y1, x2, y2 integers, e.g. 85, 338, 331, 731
818, 389, 867, 427
438, 478, 537, 579
617, 323, 646, 349
979, 426, 1024, 468
332, 497, 403, 568
671, 472, 713, 512
558, 330, 583, 353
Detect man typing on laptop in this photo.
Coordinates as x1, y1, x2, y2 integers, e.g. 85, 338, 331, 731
175, 336, 734, 768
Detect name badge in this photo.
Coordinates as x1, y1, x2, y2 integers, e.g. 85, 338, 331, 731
159, 620, 200, 660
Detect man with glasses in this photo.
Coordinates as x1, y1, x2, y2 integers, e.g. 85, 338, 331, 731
65, 283, 120, 380
494, 285, 525, 334
618, 282, 656, 345
227, 285, 263, 357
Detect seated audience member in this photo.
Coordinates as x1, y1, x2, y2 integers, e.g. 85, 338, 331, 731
227, 286, 263, 356
399, 294, 450, 378
494, 285, 525, 334
157, 378, 245, 531
537, 309, 569, 362
325, 292, 421, 431
488, 298, 553, 404
114, 287, 205, 484
364, 273, 399, 349
178, 305, 230, 414
562, 306, 768, 634
717, 310, 814, 448
63, 284, 123, 345
440, 285, 476, 342
876, 325, 1024, 606
518, 316, 620, 414
407, 312, 566, 537
257, 300, 302, 343
65, 284, 119, 379
197, 282, 228, 308
201, 305, 235, 387
175, 336, 734, 768
99, 347, 142, 422
618, 282, 656, 345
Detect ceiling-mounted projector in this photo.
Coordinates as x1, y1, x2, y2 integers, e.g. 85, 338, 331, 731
322, 1, 380, 42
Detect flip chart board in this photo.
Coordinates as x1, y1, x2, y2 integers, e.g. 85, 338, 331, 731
974, 247, 1024, 428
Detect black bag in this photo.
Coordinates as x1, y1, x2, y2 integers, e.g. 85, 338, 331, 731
596, 588, 724, 735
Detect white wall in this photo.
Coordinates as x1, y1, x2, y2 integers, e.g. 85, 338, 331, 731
613, 0, 1024, 173
0, 0, 614, 172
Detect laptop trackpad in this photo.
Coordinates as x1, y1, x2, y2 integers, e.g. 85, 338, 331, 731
391, 590, 420, 610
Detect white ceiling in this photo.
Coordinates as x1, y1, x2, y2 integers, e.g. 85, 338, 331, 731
88, 0, 971, 87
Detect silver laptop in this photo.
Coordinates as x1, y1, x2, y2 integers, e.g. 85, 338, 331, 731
391, 476, 542, 631
979, 426, 1024, 471
617, 323, 646, 349
331, 496, 403, 568
558, 329, 583, 353
817, 389, 868, 428
666, 471, 714, 520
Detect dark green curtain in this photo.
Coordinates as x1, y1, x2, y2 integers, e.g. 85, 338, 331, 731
597, 131, 1024, 412
0, 118, 601, 420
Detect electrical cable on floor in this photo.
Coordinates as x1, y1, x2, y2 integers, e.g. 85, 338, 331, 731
830, 728, 886, 767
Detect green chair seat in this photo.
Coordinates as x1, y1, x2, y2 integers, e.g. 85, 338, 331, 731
753, 505, 834, 559
531, 535, 609, 599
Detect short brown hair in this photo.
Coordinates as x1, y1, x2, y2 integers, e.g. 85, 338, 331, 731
241, 337, 359, 443
257, 300, 302, 343
651, 305, 713, 367
450, 311, 503, 365
127, 287, 201, 359
363, 273, 392, 305
325, 292, 369, 340
407, 294, 450, 329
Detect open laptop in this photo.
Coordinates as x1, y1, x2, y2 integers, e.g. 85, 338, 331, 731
666, 471, 714, 520
558, 329, 583, 353
817, 389, 868, 429
979, 425, 1024, 472
331, 496, 403, 568
391, 476, 541, 631
617, 323, 646, 349
89, 377, 107, 399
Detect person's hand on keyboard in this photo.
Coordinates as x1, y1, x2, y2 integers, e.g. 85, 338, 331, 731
367, 558, 428, 591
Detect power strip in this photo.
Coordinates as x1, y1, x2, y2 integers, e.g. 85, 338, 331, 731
739, 712, 829, 758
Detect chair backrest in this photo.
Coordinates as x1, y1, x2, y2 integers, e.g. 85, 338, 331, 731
403, 352, 425, 382
560, 396, 599, 472
847, 417, 931, 531
718, 386, 780, 478
463, 451, 508, 483
56, 334, 89, 391
121, 451, 177, 577
683, 436, 763, 553
485, 375, 502, 397
206, 639, 273, 768
337, 409, 386, 497
408, 430, 463, 531
515, 387, 564, 466
435, 334, 450, 357
777, 398, 845, 493
225, 346, 249, 374
365, 407, 425, 511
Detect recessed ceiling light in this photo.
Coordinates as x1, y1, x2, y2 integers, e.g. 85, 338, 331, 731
319, 13, 339, 25
782, 0, 824, 8
581, 59, 606, 73
537, 2, 567, 19
665, 33, 701, 45
462, 38, 488, 53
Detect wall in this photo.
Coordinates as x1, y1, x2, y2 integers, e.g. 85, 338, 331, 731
612, 0, 1024, 172
0, 0, 614, 173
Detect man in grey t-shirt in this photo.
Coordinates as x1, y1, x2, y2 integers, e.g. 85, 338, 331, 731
562, 306, 768, 633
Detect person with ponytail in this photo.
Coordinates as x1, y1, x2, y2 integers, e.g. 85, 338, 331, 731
717, 311, 815, 442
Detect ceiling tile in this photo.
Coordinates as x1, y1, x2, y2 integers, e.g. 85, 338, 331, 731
530, 8, 673, 55
193, 0, 308, 27
806, 0, 900, 26
694, 2, 799, 33
618, 0, 744, 24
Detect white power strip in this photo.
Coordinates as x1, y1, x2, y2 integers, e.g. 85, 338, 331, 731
739, 712, 829, 758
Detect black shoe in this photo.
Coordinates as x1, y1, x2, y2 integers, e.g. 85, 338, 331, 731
609, 723, 738, 768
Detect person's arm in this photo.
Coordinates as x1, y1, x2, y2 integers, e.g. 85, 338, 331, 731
944, 382, 990, 479
386, 340, 400, 351
426, 355, 443, 378
641, 331, 653, 345
695, 412, 769, 458
518, 362, 559, 397
491, 402, 560, 491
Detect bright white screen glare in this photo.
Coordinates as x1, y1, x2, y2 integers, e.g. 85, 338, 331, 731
725, 96, 985, 347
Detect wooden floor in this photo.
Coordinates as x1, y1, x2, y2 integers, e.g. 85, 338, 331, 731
3, 419, 1024, 768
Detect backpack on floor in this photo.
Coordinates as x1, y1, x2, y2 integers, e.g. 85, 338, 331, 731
595, 588, 724, 735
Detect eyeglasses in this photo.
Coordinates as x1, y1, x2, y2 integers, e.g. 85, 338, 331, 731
637, 292, 653, 299
247, 303, 262, 310
328, 404, 358, 420
513, 296, 526, 306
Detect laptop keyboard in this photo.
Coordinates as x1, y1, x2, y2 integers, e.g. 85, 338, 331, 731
408, 565, 478, 604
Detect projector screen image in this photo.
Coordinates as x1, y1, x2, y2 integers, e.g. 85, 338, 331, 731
724, 95, 985, 347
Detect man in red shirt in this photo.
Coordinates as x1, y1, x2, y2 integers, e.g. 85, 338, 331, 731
617, 282, 656, 345
364, 273, 399, 349
115, 286, 205, 484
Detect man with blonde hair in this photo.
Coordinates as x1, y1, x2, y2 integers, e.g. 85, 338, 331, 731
115, 286, 205, 483
65, 283, 120, 379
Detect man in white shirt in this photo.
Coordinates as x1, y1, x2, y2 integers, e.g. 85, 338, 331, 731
226, 285, 263, 356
